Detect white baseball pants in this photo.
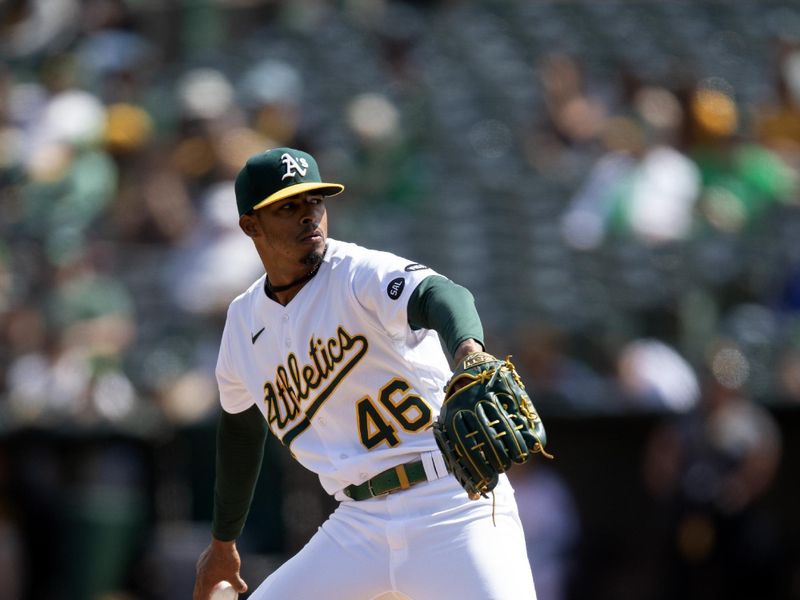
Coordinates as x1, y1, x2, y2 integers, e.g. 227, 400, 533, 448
248, 475, 537, 600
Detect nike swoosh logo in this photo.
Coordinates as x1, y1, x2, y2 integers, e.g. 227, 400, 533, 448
251, 327, 266, 344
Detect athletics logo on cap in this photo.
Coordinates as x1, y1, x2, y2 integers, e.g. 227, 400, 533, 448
281, 153, 309, 180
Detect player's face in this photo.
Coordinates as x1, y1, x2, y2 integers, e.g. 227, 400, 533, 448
243, 192, 328, 269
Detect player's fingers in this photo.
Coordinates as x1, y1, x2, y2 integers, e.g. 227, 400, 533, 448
192, 578, 210, 600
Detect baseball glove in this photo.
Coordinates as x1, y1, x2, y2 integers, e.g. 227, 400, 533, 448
433, 352, 551, 499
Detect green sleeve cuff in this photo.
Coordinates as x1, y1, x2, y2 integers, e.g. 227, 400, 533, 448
212, 404, 269, 541
407, 275, 484, 359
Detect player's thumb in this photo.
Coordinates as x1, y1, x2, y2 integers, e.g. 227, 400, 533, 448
232, 574, 248, 594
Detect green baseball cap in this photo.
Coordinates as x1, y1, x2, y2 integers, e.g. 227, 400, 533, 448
234, 147, 345, 216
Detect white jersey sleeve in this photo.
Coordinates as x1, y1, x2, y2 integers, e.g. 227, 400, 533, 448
350, 250, 438, 341
216, 302, 257, 414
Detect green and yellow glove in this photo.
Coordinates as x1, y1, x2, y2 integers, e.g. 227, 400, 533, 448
433, 352, 552, 499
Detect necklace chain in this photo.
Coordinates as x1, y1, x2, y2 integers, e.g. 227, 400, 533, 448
265, 260, 322, 294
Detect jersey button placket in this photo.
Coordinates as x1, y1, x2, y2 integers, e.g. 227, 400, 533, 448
281, 313, 291, 348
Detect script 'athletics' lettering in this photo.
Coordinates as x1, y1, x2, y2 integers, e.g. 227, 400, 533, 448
263, 326, 368, 445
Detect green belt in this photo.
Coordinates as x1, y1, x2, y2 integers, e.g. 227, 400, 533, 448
343, 460, 430, 501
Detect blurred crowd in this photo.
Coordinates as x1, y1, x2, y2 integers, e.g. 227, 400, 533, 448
1, 0, 800, 598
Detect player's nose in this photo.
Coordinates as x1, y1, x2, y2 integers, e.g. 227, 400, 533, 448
300, 203, 325, 225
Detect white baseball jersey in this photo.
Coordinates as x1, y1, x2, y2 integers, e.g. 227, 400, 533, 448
216, 238, 452, 497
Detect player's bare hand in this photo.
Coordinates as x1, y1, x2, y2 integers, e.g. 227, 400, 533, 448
452, 339, 484, 367
449, 339, 486, 393
193, 538, 248, 600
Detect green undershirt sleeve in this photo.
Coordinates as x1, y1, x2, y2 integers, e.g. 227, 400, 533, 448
407, 275, 484, 359
212, 404, 269, 541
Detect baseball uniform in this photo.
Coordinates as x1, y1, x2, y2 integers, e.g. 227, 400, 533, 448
215, 239, 537, 599
194, 147, 538, 600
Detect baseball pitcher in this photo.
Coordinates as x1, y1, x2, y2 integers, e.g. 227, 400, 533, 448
192, 147, 550, 600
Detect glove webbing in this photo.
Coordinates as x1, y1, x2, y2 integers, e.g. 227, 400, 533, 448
505, 356, 554, 461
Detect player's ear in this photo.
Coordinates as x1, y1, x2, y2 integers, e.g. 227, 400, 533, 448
239, 213, 261, 238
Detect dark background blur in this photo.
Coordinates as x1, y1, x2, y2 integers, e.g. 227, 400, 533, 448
2, 0, 800, 598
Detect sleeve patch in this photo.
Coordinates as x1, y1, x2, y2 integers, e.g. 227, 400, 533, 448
404, 263, 429, 272
387, 277, 406, 300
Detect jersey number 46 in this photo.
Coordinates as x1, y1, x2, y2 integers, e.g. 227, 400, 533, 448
356, 378, 433, 450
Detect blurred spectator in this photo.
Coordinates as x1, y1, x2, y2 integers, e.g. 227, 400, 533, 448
616, 337, 701, 413
561, 86, 701, 250
525, 52, 609, 180
0, 0, 80, 59
643, 354, 783, 599
162, 181, 263, 318
754, 44, 800, 172
20, 88, 118, 266
344, 91, 431, 212
238, 58, 303, 147
539, 52, 608, 148
6, 244, 138, 425
686, 83, 798, 235
74, 0, 158, 99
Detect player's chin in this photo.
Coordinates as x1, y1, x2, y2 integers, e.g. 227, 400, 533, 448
300, 240, 326, 266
